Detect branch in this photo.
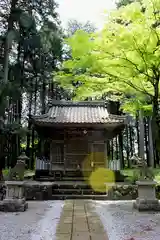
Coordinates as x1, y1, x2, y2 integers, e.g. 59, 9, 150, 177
105, 50, 152, 80
132, 35, 149, 77
108, 50, 156, 95
101, 70, 153, 97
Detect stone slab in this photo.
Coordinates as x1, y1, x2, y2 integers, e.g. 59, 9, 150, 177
63, 206, 74, 211
61, 213, 73, 218
56, 223, 72, 234
73, 223, 88, 232
90, 233, 108, 240
74, 214, 86, 218
136, 180, 157, 186
55, 200, 109, 240
74, 209, 85, 213
24, 181, 53, 186
133, 201, 160, 211
88, 216, 102, 224
56, 233, 71, 240
1, 200, 28, 212
71, 232, 90, 240
5, 181, 25, 186
73, 218, 87, 224
89, 223, 106, 233
86, 212, 98, 217
59, 217, 72, 224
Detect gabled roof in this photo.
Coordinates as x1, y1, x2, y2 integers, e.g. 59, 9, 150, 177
31, 100, 126, 126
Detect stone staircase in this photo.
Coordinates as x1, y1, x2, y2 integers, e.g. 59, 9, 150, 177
34, 169, 126, 200
51, 180, 108, 200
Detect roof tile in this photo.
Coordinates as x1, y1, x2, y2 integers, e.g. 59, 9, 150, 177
32, 101, 126, 125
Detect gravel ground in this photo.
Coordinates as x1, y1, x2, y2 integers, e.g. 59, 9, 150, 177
2, 200, 160, 240
94, 200, 160, 240
0, 201, 64, 240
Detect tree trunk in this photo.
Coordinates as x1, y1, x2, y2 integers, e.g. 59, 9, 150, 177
136, 114, 140, 156
3, 0, 18, 84
31, 127, 35, 169
139, 109, 145, 159
144, 117, 149, 165
148, 116, 154, 167
129, 125, 133, 156
41, 77, 46, 114
26, 87, 33, 159
34, 78, 38, 115
118, 132, 124, 168
126, 126, 130, 167
152, 78, 160, 166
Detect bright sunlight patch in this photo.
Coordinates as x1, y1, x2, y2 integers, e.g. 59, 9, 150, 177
89, 167, 115, 193
82, 152, 107, 179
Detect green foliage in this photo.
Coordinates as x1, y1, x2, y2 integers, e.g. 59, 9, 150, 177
0, 0, 63, 167
55, 0, 160, 117
122, 168, 160, 184
122, 169, 139, 183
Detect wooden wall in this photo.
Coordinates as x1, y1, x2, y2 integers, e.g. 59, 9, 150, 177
49, 128, 108, 170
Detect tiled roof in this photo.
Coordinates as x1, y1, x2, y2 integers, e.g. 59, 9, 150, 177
32, 100, 126, 125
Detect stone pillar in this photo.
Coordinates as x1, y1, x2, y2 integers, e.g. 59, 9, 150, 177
2, 181, 28, 212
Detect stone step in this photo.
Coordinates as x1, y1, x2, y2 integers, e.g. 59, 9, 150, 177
35, 176, 88, 181
52, 188, 106, 195
35, 177, 55, 181
53, 184, 92, 190
51, 194, 108, 200
52, 183, 107, 191
62, 177, 87, 181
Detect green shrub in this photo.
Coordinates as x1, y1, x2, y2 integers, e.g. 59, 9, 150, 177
123, 169, 139, 184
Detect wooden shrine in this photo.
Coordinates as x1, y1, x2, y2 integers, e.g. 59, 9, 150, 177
31, 100, 126, 179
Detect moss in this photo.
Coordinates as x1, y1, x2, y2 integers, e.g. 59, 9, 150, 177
2, 168, 34, 180
122, 168, 160, 185
109, 183, 160, 200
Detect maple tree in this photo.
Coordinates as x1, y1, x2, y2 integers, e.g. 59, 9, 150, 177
56, 0, 160, 158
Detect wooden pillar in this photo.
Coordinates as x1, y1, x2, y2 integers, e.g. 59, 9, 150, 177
90, 142, 94, 167
49, 140, 52, 173
104, 141, 108, 168
64, 130, 66, 171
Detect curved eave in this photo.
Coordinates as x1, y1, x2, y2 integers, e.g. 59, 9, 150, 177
31, 120, 126, 130
30, 112, 127, 129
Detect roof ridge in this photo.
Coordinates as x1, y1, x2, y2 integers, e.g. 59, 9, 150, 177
49, 100, 106, 107
108, 114, 126, 119
30, 113, 49, 119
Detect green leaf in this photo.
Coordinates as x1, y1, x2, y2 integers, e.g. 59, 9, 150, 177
55, 0, 160, 116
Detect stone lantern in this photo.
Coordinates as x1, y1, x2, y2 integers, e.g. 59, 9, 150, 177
2, 152, 29, 212
17, 152, 29, 165
17, 151, 29, 161
133, 157, 160, 211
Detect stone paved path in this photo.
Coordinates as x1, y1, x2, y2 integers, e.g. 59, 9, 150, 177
56, 200, 109, 240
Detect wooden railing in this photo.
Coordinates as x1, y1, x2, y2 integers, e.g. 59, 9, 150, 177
36, 158, 50, 170
35, 158, 121, 171
108, 159, 121, 171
